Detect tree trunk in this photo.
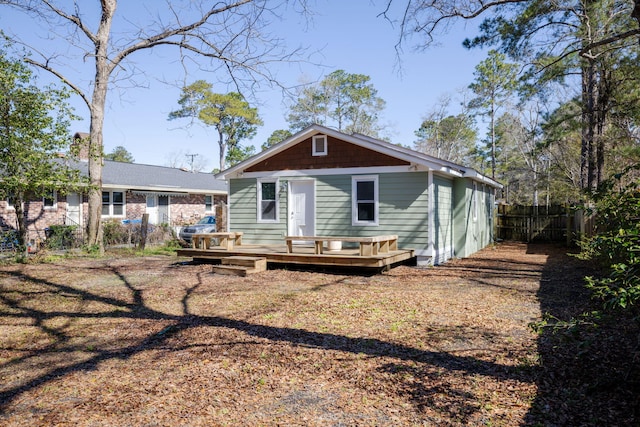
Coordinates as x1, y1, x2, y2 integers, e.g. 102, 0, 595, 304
490, 101, 496, 179
86, 0, 117, 252
218, 129, 226, 171
595, 64, 612, 188
13, 193, 28, 260
580, 58, 597, 192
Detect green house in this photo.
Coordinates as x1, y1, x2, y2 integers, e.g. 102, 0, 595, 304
216, 125, 501, 265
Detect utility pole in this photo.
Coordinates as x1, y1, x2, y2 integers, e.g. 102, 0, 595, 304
185, 153, 199, 172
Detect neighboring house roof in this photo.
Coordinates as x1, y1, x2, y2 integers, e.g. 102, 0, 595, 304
215, 124, 502, 188
64, 158, 227, 195
101, 160, 226, 194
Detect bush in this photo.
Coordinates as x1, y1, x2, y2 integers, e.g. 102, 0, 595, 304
579, 167, 640, 312
103, 219, 175, 247
103, 219, 130, 245
45, 225, 78, 250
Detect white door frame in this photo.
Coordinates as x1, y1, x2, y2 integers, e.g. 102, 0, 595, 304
287, 179, 316, 240
146, 194, 170, 225
66, 192, 82, 227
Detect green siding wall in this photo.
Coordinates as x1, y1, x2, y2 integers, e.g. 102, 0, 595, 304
453, 178, 495, 258
433, 175, 454, 264
228, 172, 429, 251
229, 178, 288, 244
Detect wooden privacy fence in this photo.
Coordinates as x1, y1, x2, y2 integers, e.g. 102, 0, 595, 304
495, 204, 596, 244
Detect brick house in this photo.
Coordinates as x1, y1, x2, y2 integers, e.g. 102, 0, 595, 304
0, 156, 227, 246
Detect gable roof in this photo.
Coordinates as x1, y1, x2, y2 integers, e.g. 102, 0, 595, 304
216, 124, 501, 188
66, 159, 226, 194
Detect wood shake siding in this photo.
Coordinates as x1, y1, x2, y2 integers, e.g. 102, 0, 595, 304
246, 136, 410, 172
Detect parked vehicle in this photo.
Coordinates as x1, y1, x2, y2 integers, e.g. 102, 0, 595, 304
179, 216, 216, 243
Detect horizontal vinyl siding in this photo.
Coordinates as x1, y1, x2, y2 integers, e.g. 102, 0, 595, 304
315, 172, 429, 251
453, 178, 496, 258
229, 172, 429, 251
229, 178, 287, 244
434, 175, 454, 263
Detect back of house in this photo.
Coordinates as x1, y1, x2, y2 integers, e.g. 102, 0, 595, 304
216, 124, 500, 265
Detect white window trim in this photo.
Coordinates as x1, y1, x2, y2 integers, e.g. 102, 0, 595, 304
205, 194, 214, 213
257, 178, 279, 223
102, 190, 126, 218
312, 135, 328, 156
352, 175, 379, 226
5, 197, 15, 211
43, 190, 57, 210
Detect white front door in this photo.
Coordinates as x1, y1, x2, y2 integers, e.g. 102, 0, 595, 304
146, 195, 158, 224
288, 180, 315, 239
66, 192, 82, 227
158, 195, 169, 224
146, 195, 170, 225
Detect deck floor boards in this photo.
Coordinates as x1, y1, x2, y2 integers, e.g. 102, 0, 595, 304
176, 244, 415, 270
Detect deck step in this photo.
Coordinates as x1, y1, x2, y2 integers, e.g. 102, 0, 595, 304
213, 256, 267, 276
222, 256, 267, 270
212, 265, 253, 277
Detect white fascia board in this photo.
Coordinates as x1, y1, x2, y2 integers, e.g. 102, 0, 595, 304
216, 126, 325, 180
463, 170, 503, 189
217, 123, 485, 183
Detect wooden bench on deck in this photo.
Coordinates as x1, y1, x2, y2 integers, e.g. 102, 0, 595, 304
192, 232, 243, 251
284, 235, 398, 256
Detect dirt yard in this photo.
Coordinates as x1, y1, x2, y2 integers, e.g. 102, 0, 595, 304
0, 242, 637, 426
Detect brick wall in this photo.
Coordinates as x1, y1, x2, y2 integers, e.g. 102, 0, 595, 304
0, 196, 73, 244
0, 192, 228, 244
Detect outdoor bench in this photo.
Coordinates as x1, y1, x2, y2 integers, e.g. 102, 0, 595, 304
192, 232, 243, 250
284, 235, 398, 256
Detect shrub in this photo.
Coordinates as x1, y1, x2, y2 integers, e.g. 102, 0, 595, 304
103, 219, 130, 245
45, 225, 78, 250
579, 166, 640, 312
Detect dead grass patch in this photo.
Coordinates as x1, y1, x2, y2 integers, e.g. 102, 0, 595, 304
0, 243, 637, 426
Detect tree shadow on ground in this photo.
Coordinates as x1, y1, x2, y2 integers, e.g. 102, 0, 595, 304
0, 257, 535, 424
524, 243, 640, 426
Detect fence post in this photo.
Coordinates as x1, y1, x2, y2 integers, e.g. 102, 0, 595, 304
138, 213, 149, 250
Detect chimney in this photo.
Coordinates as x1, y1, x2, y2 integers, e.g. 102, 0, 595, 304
71, 132, 91, 161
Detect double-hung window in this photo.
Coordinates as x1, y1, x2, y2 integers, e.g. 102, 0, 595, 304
43, 190, 57, 209
102, 191, 125, 217
257, 179, 278, 222
205, 195, 213, 213
352, 175, 379, 226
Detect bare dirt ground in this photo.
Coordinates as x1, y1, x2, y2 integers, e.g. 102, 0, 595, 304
0, 242, 638, 426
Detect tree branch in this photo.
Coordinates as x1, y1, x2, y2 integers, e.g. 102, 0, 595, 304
580, 28, 640, 56
40, 0, 97, 44
111, 0, 253, 67
23, 57, 91, 110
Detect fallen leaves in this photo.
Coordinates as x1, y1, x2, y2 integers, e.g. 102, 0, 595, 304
0, 243, 637, 425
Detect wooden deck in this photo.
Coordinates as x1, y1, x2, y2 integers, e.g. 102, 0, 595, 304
176, 243, 415, 271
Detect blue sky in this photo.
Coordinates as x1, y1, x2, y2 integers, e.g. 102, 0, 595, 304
1, 1, 489, 171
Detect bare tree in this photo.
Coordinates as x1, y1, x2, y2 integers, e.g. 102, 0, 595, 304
0, 0, 308, 250
165, 150, 208, 173
382, 0, 640, 192
382, 0, 640, 53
